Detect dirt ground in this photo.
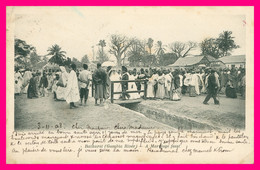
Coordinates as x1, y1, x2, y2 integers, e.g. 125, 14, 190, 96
14, 94, 172, 131
14, 92, 245, 131
141, 94, 245, 129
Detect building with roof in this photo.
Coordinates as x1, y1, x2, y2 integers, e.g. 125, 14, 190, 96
167, 55, 225, 68
218, 55, 246, 68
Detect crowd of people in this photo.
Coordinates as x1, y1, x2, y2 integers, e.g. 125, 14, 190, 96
14, 63, 246, 109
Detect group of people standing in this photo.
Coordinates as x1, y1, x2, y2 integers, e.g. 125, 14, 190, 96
14, 63, 246, 109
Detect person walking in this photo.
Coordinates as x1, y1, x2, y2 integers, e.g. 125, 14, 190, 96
203, 69, 220, 105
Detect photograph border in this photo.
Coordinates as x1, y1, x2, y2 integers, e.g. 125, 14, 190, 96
1, 0, 258, 168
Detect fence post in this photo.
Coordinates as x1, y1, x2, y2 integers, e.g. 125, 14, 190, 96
144, 80, 147, 100
111, 82, 114, 103
92, 82, 94, 97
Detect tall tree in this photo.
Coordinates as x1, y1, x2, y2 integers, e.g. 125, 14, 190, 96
154, 41, 166, 65
217, 31, 239, 56
169, 41, 197, 58
200, 38, 221, 59
128, 39, 146, 67
97, 40, 109, 63
47, 44, 67, 65
29, 51, 41, 67
109, 34, 133, 66
155, 41, 165, 56
15, 39, 34, 57
147, 38, 154, 55
158, 53, 178, 66
14, 39, 36, 68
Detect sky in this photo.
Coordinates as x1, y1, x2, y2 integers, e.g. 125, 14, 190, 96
12, 6, 247, 61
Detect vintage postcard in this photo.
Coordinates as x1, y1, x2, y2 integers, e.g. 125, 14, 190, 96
6, 6, 254, 164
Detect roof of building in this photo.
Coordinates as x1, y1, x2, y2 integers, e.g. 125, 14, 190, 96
219, 55, 246, 64
168, 55, 219, 67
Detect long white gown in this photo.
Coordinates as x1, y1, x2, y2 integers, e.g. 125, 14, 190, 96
128, 74, 140, 99
65, 70, 80, 103
110, 71, 122, 100
56, 67, 68, 100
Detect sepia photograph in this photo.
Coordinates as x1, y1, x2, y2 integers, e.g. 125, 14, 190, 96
6, 6, 254, 164
11, 7, 247, 131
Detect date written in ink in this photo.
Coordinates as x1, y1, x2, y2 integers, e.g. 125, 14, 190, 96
37, 123, 63, 130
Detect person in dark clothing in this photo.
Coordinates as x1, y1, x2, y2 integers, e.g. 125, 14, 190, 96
92, 63, 107, 106
121, 66, 130, 100
203, 69, 220, 105
39, 72, 49, 97
27, 73, 38, 99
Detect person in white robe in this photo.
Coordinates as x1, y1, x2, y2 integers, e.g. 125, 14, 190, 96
56, 66, 68, 100
189, 71, 199, 96
21, 69, 32, 93
14, 69, 23, 94
147, 74, 155, 98
164, 71, 172, 99
128, 71, 140, 99
64, 64, 80, 109
156, 71, 165, 99
109, 69, 122, 100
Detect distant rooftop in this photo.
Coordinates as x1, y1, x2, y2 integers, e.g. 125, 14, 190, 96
219, 55, 246, 64
168, 55, 219, 67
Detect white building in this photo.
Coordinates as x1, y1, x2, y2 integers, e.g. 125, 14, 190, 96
219, 55, 246, 68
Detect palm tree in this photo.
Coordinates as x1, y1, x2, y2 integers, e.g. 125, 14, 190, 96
217, 31, 239, 57
147, 38, 154, 55
154, 41, 166, 66
155, 41, 165, 56
47, 44, 66, 65
97, 40, 108, 63
98, 40, 106, 52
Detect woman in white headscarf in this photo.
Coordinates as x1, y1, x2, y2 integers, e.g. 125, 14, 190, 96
56, 66, 69, 100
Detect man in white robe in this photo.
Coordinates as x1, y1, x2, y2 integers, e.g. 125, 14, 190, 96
65, 63, 80, 109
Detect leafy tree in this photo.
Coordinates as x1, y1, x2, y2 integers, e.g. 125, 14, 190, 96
200, 31, 239, 58
109, 34, 133, 66
217, 31, 239, 56
14, 39, 36, 68
97, 40, 109, 63
15, 39, 34, 57
128, 39, 146, 67
200, 38, 221, 58
47, 44, 67, 65
72, 57, 82, 68
142, 54, 157, 67
29, 51, 41, 67
154, 41, 166, 65
169, 41, 197, 58
158, 53, 178, 66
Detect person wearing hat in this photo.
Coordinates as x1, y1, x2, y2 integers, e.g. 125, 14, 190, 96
121, 66, 130, 100
203, 69, 220, 105
92, 63, 107, 105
